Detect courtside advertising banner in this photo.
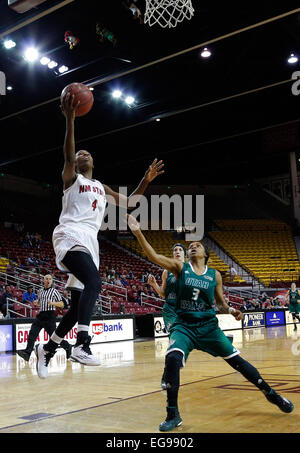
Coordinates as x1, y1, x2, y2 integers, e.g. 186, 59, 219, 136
265, 311, 285, 327
242, 312, 265, 329
0, 325, 13, 352
15, 323, 77, 350
216, 314, 242, 330
154, 316, 168, 337
15, 318, 134, 350
90, 318, 134, 343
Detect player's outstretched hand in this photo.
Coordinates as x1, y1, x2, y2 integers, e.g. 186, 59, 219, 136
232, 309, 243, 321
127, 214, 140, 235
148, 274, 156, 287
144, 158, 164, 183
60, 93, 80, 121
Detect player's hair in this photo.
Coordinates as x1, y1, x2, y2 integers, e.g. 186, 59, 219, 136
203, 244, 210, 264
173, 243, 186, 256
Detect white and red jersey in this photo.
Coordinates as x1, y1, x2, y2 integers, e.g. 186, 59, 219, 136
56, 173, 106, 233
52, 174, 106, 290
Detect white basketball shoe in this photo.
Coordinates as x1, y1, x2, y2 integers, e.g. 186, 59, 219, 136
70, 335, 101, 366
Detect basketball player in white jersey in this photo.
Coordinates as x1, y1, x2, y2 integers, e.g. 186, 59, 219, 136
36, 92, 164, 378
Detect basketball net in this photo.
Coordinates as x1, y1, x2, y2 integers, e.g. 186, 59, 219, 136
144, 0, 194, 28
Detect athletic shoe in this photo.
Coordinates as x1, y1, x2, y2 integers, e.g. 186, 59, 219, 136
35, 344, 55, 379
70, 335, 101, 366
159, 406, 182, 432
17, 350, 31, 361
265, 389, 294, 413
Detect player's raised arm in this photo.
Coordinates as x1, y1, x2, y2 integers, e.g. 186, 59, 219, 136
148, 270, 168, 298
61, 93, 80, 190
103, 158, 164, 207
127, 214, 183, 278
214, 270, 243, 320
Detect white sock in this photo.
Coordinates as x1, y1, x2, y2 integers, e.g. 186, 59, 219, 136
51, 332, 64, 344
77, 324, 89, 333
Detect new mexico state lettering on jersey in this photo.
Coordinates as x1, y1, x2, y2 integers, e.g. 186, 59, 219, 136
165, 271, 177, 307
175, 262, 217, 321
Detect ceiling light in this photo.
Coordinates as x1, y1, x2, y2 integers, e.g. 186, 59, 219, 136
48, 60, 58, 69
155, 118, 161, 122
288, 53, 298, 64
125, 95, 135, 105
89, 87, 94, 91
6, 86, 13, 91
4, 40, 16, 49
23, 47, 39, 62
112, 89, 122, 99
201, 47, 211, 58
58, 65, 68, 73
40, 56, 50, 65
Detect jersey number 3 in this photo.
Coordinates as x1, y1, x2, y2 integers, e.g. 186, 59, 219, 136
192, 288, 200, 301
92, 199, 98, 211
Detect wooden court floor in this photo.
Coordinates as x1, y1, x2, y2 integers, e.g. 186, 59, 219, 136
0, 324, 300, 433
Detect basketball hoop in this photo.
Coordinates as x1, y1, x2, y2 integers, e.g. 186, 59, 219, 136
144, 0, 194, 28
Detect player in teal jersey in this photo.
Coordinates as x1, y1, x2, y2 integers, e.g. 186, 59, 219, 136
127, 215, 294, 432
285, 282, 300, 331
148, 243, 186, 389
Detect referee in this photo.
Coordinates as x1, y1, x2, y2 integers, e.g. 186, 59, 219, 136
17, 274, 72, 361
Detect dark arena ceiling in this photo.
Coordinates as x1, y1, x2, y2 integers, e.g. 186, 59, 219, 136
0, 1, 300, 187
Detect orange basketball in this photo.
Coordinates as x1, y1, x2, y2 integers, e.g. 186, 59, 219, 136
60, 82, 94, 117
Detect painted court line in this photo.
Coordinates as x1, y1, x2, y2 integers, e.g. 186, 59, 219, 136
0, 371, 236, 431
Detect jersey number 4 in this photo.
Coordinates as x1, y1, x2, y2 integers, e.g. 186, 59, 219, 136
92, 199, 98, 211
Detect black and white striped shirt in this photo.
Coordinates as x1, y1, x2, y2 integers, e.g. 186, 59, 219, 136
38, 287, 62, 312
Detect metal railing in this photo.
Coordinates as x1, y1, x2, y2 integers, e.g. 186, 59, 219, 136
140, 293, 164, 310
6, 297, 33, 318
99, 294, 112, 314
102, 282, 128, 300
0, 267, 65, 292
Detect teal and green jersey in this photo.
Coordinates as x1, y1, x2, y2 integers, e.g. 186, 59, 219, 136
164, 271, 177, 308
175, 262, 217, 322
289, 290, 299, 304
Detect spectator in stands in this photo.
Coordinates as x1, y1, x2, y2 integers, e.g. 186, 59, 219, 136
120, 275, 129, 287
140, 272, 148, 283
22, 286, 38, 305
113, 276, 122, 287
272, 298, 282, 309
27, 253, 38, 267
126, 270, 135, 280
61, 290, 71, 310
262, 298, 272, 309
14, 256, 24, 269
240, 301, 249, 312
108, 267, 116, 279
128, 285, 139, 303
229, 265, 237, 282
0, 285, 14, 317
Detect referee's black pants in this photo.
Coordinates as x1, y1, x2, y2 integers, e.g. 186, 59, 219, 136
24, 311, 70, 354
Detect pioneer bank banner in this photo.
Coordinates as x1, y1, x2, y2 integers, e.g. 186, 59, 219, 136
15, 318, 134, 350
243, 312, 265, 329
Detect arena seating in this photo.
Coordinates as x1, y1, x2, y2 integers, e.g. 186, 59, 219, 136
0, 227, 163, 317
210, 219, 300, 286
